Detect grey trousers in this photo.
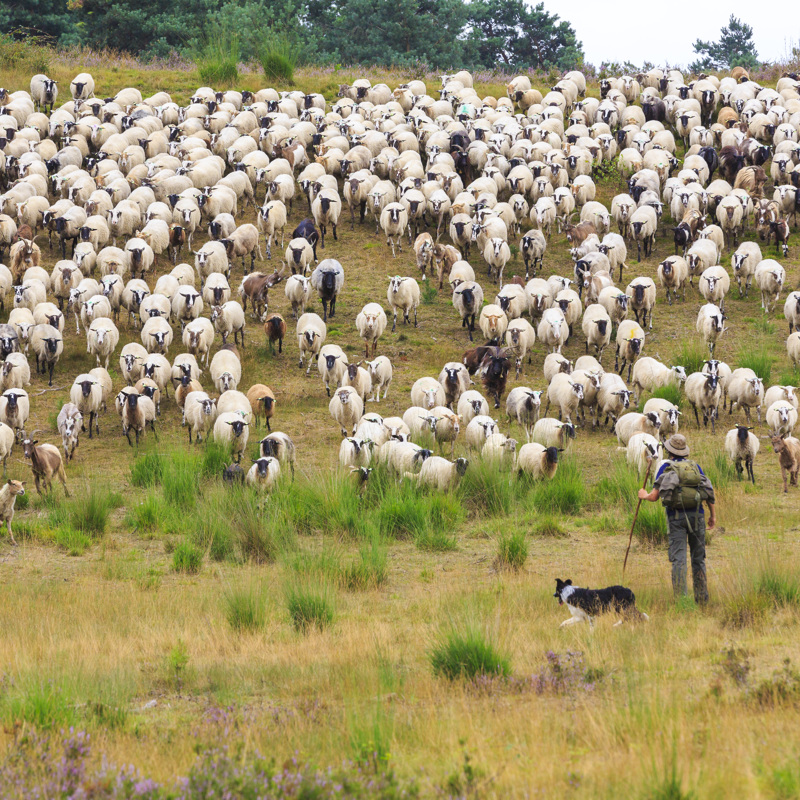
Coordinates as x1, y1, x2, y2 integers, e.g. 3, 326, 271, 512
667, 511, 708, 604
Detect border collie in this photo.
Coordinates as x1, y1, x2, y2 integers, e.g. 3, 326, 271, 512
554, 578, 649, 627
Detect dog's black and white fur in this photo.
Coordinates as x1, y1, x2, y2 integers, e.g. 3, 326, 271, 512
554, 578, 649, 627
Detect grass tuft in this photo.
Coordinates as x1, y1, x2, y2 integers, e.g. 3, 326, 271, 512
531, 515, 567, 537
430, 624, 510, 681
633, 501, 667, 546
341, 537, 389, 590
738, 346, 774, 384
676, 339, 706, 377
459, 460, 516, 515
528, 457, 584, 514
172, 539, 203, 574
651, 384, 682, 408
195, 34, 239, 86
130, 451, 165, 487
260, 35, 296, 84
496, 530, 528, 570
223, 580, 268, 633
285, 579, 335, 632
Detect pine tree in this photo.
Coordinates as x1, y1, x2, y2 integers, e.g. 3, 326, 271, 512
690, 15, 759, 72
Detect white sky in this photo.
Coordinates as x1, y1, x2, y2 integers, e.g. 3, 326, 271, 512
536, 0, 796, 69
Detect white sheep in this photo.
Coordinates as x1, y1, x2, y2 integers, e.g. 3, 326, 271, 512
625, 277, 657, 330
630, 357, 687, 404
504, 318, 536, 376
684, 371, 722, 434
141, 315, 173, 354
724, 425, 759, 483
482, 433, 518, 468
532, 417, 576, 450
297, 312, 326, 374
366, 356, 393, 402
581, 304, 611, 362
386, 276, 420, 332
517, 443, 560, 480
285, 275, 312, 319
698, 266, 731, 312
755, 259, 785, 313
764, 385, 797, 411
614, 411, 662, 445
69, 375, 102, 438
732, 241, 761, 298
210, 349, 242, 393
483, 237, 511, 287
457, 390, 490, 425
355, 302, 387, 359
657, 256, 689, 305
184, 392, 217, 443
246, 457, 282, 490
87, 318, 119, 370
696, 303, 726, 356
210, 301, 246, 347
615, 319, 645, 381
537, 307, 568, 354
629, 205, 657, 262
767, 401, 798, 437
213, 411, 250, 462
545, 373, 585, 425
329, 386, 364, 436
626, 432, 662, 476
411, 376, 446, 410
506, 387, 543, 441
405, 456, 469, 490
686, 239, 718, 284
465, 415, 499, 451
642, 398, 681, 439
182, 318, 215, 367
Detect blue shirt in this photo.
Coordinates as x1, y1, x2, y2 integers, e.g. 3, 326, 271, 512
655, 458, 706, 518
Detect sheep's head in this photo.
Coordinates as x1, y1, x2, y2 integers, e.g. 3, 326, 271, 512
455, 458, 469, 476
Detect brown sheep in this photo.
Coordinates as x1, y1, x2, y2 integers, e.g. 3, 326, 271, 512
771, 435, 800, 493
246, 384, 276, 430
263, 313, 286, 354
22, 436, 69, 496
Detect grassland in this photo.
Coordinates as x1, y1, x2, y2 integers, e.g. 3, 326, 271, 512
0, 59, 799, 798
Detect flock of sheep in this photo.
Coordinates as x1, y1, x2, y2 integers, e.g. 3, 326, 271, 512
0, 62, 799, 536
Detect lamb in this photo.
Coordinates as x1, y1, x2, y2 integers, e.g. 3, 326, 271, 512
732, 241, 761, 298
771, 435, 800, 493
141, 316, 174, 355
479, 304, 508, 344
698, 266, 731, 313
754, 259, 785, 313
246, 384, 276, 430
615, 319, 645, 381
259, 431, 296, 479
318, 345, 348, 396
246, 457, 281, 491
767, 401, 798, 438
726, 369, 764, 425
387, 276, 420, 332
506, 387, 543, 441
311, 259, 344, 321
122, 391, 157, 446
22, 437, 69, 497
411, 377, 446, 411
87, 318, 119, 370
211, 301, 246, 346
696, 303, 727, 356
625, 277, 657, 330
184, 392, 217, 443
629, 205, 657, 262
297, 312, 326, 374
453, 281, 484, 342
213, 412, 250, 462
537, 307, 568, 354
630, 357, 687, 404
329, 386, 364, 436
482, 433, 518, 468
366, 356, 392, 401
355, 302, 387, 358
438, 362, 471, 408
545, 373, 585, 425
532, 417, 576, 450
404, 456, 469, 491
614, 411, 662, 445
69, 375, 102, 438
581, 303, 611, 361
626, 432, 662, 477
210, 349, 242, 393
684, 371, 722, 434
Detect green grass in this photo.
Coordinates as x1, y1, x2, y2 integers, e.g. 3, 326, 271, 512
430, 624, 511, 681
594, 458, 640, 505
285, 579, 335, 632
223, 581, 268, 633
705, 452, 737, 490
651, 385, 683, 409
633, 502, 667, 546
0, 30, 51, 72
172, 539, 203, 574
528, 458, 584, 514
260, 36, 296, 84
738, 346, 775, 384
675, 339, 707, 376
53, 526, 93, 556
130, 451, 165, 487
531, 515, 567, 537
125, 495, 163, 534
496, 530, 528, 570
414, 528, 458, 551
341, 536, 389, 590
459, 460, 516, 516
47, 485, 123, 538
195, 34, 240, 86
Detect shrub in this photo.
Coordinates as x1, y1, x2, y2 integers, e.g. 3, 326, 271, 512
430, 624, 511, 681
223, 581, 268, 633
529, 458, 584, 514
285, 579, 335, 632
260, 35, 296, 83
496, 530, 527, 570
195, 34, 239, 86
0, 30, 51, 73
676, 339, 706, 376
172, 539, 203, 574
738, 345, 774, 384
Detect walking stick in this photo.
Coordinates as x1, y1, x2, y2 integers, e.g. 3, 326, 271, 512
623, 460, 654, 580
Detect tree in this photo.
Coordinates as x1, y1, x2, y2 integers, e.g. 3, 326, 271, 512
690, 15, 759, 72
465, 0, 582, 71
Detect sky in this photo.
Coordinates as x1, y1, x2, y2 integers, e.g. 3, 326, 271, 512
536, 0, 796, 69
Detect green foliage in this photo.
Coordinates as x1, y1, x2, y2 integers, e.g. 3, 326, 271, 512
528, 457, 584, 514
0, 30, 51, 72
691, 14, 759, 72
53, 526, 92, 556
125, 495, 163, 534
760, 758, 800, 800
531, 515, 567, 537
130, 451, 165, 487
172, 539, 203, 574
165, 640, 190, 692
430, 624, 511, 681
705, 452, 737, 490
223, 581, 268, 633
260, 35, 296, 83
1, 680, 76, 730
47, 485, 122, 539
414, 528, 458, 552
195, 33, 239, 86
341, 536, 389, 590
738, 346, 774, 384
633, 502, 667, 546
496, 530, 527, 570
652, 385, 682, 409
162, 451, 200, 509
459, 460, 516, 516
421, 283, 439, 305
285, 578, 335, 632
676, 339, 706, 377
594, 458, 640, 506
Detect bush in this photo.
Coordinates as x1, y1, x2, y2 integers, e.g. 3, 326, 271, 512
496, 530, 527, 570
528, 457, 584, 514
260, 35, 296, 83
223, 581, 267, 633
285, 579, 335, 632
738, 346, 774, 384
195, 34, 239, 86
172, 539, 203, 574
0, 30, 51, 73
430, 625, 511, 681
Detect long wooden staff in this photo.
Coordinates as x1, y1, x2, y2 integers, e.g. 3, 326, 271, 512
623, 460, 654, 579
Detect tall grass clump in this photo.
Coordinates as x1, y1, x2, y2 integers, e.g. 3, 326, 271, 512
285, 578, 335, 632
738, 346, 774, 384
496, 530, 528, 570
130, 450, 165, 487
260, 35, 296, 83
593, 457, 641, 506
705, 451, 737, 490
201, 440, 231, 479
430, 624, 511, 681
633, 501, 667, 545
459, 460, 516, 516
223, 580, 268, 633
341, 536, 389, 590
676, 339, 706, 376
194, 33, 239, 86
125, 495, 163, 534
172, 539, 203, 574
529, 458, 584, 514
48, 485, 122, 538
375, 478, 464, 542
651, 384, 683, 408
162, 450, 200, 509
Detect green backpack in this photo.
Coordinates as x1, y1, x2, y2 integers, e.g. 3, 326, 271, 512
664, 460, 709, 511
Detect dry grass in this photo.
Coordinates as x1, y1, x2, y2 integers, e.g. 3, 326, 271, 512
0, 58, 797, 796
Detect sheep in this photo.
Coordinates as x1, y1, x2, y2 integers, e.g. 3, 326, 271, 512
284, 275, 312, 320
246, 384, 276, 430
771, 435, 800, 493
200, 273, 231, 308
311, 189, 341, 249
342, 362, 372, 404
258, 431, 296, 479
22, 437, 69, 497
716, 195, 744, 247
765, 385, 798, 412
657, 256, 689, 305
453, 281, 484, 342
210, 349, 242, 393
726, 368, 765, 424
545, 373, 585, 425
329, 386, 364, 436
517, 443, 560, 480
520, 229, 546, 279
630, 357, 687, 404
629, 205, 657, 262
597, 372, 633, 427
296, 312, 326, 374
615, 319, 645, 381
480, 347, 512, 409
478, 304, 508, 345
464, 415, 499, 451
698, 266, 731, 313
411, 377, 446, 411
482, 433, 518, 468
767, 401, 798, 438
495, 284, 527, 322
537, 307, 568, 354
614, 411, 662, 445
437, 362, 471, 409
213, 412, 250, 463
245, 457, 281, 491
684, 371, 722, 434
642, 398, 681, 440
625, 277, 657, 330
626, 432, 662, 477
504, 319, 537, 376
69, 375, 102, 438
30, 74, 58, 113
311, 259, 344, 321
318, 345, 348, 396
696, 303, 727, 356
532, 417, 576, 450
30, 323, 63, 386
483, 237, 511, 287
428, 407, 460, 458
433, 244, 462, 291
506, 387, 543, 441
86, 318, 119, 371
404, 456, 469, 491
355, 302, 387, 358
184, 392, 217, 443
121, 391, 157, 446
754, 259, 785, 313
387, 276, 420, 332
170, 286, 203, 331
731, 241, 761, 299
365, 356, 392, 402
1, 353, 30, 392
210, 301, 246, 347
194, 240, 230, 283
580, 303, 611, 362
686, 240, 719, 287
0, 421, 14, 476
380, 203, 408, 258
141, 315, 173, 355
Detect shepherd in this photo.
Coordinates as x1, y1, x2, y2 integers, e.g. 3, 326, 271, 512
638, 434, 716, 605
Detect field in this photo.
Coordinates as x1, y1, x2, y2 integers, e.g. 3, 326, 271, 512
1, 59, 800, 799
